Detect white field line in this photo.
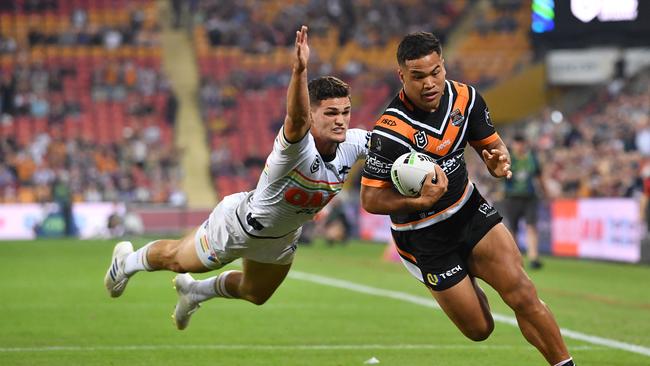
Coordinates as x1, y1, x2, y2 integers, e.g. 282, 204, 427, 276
288, 271, 650, 358
0, 344, 605, 353
0, 271, 646, 356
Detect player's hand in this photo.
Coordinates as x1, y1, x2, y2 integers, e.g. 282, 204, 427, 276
293, 25, 309, 73
482, 148, 512, 179
416, 164, 448, 209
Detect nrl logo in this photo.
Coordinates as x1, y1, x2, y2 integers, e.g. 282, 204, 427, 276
414, 130, 428, 149
310, 156, 320, 173
450, 108, 465, 126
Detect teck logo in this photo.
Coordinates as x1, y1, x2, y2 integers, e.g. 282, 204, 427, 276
426, 265, 463, 287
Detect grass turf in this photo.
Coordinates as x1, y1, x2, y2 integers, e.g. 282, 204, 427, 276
0, 239, 648, 365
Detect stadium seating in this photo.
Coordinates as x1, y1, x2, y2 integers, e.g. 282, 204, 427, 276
0, 0, 180, 204
468, 67, 649, 200
194, 0, 471, 196
448, 0, 532, 88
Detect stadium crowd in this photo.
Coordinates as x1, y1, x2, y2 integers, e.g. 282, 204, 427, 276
0, 0, 183, 205
197, 0, 468, 51
469, 68, 650, 201
0, 124, 184, 205
1, 0, 646, 211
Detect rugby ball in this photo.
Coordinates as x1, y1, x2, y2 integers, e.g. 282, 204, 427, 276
390, 152, 438, 197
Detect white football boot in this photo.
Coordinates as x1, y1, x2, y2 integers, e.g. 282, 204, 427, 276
104, 241, 134, 298
172, 273, 201, 330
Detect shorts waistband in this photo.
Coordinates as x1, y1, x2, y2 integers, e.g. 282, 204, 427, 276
391, 181, 475, 232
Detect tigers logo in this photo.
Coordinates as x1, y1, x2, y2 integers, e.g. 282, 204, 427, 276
414, 130, 428, 149
484, 108, 493, 127
450, 108, 465, 126
310, 156, 320, 173
372, 136, 382, 152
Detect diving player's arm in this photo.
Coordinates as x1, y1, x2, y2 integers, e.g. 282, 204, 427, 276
283, 25, 311, 143
361, 165, 448, 215
476, 136, 513, 179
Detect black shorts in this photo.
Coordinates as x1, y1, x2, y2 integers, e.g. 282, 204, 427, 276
391, 188, 502, 291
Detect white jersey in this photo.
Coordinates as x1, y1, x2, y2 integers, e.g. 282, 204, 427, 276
235, 127, 369, 238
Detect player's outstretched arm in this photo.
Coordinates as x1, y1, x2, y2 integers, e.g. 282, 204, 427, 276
477, 136, 512, 179
283, 25, 311, 143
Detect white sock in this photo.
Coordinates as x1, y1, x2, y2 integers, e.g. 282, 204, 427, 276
123, 241, 156, 276
192, 276, 218, 302
554, 357, 573, 366
214, 270, 237, 299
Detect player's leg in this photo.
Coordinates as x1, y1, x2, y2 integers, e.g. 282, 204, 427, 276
468, 223, 570, 365
429, 275, 494, 341
105, 226, 212, 298
172, 214, 297, 329
172, 258, 291, 330
145, 228, 212, 273
220, 258, 292, 305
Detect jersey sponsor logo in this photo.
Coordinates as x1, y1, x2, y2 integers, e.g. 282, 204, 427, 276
426, 264, 463, 286
284, 187, 334, 208
365, 155, 392, 176
438, 149, 464, 175
450, 108, 465, 126
436, 139, 452, 152
379, 118, 397, 127
414, 130, 428, 149
310, 156, 321, 173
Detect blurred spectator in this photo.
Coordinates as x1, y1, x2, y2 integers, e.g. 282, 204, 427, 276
51, 172, 76, 237
322, 198, 351, 246
471, 68, 650, 202
502, 133, 544, 269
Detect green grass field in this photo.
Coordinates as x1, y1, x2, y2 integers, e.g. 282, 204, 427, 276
1, 239, 649, 366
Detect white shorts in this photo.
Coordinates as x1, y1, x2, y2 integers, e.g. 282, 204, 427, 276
194, 192, 301, 269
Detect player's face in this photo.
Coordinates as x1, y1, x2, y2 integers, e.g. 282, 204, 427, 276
311, 97, 351, 144
398, 52, 446, 112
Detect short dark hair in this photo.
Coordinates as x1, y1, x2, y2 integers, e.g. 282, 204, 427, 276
397, 32, 442, 66
308, 76, 350, 106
